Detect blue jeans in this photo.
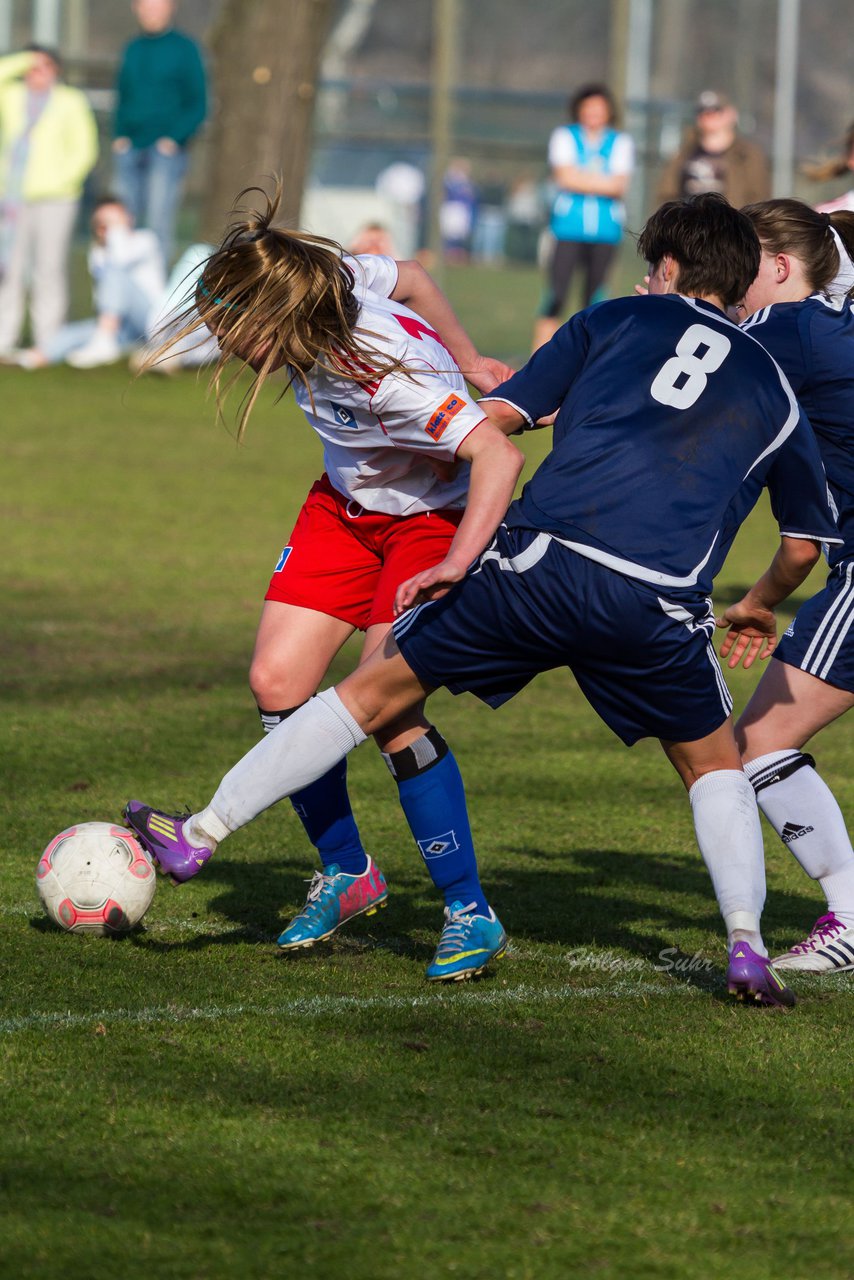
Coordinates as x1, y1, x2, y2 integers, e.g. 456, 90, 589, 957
114, 145, 189, 267
43, 264, 153, 363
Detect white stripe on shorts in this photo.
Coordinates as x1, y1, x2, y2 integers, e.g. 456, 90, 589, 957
800, 562, 854, 680
706, 642, 734, 717
476, 531, 551, 576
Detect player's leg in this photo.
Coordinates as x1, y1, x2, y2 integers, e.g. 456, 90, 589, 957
357, 624, 504, 979
736, 658, 854, 971
368, 513, 496, 913
129, 639, 428, 854
250, 598, 372, 860
251, 482, 388, 883
661, 722, 794, 1006
362, 622, 488, 910
250, 601, 394, 949
561, 564, 792, 1006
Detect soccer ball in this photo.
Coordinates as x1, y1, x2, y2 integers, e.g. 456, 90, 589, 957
36, 822, 157, 935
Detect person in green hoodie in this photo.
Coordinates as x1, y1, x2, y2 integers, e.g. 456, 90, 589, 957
112, 0, 207, 267
0, 45, 98, 354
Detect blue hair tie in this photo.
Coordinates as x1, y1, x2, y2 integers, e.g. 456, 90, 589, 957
198, 281, 243, 311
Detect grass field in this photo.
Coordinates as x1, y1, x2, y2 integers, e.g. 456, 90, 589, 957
2, 264, 852, 1279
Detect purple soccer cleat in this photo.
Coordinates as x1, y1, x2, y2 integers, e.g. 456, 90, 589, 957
122, 801, 213, 884
727, 941, 796, 1008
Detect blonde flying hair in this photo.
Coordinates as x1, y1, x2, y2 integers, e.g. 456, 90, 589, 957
742, 197, 854, 297
149, 180, 411, 439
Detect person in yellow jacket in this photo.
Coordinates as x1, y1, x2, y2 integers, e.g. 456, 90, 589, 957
0, 46, 98, 353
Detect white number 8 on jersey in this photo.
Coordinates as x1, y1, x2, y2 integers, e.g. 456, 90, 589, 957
650, 323, 731, 410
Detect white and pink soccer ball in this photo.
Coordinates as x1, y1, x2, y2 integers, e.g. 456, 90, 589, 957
37, 822, 156, 935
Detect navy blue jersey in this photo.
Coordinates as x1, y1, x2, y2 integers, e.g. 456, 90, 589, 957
485, 294, 840, 601
741, 294, 854, 566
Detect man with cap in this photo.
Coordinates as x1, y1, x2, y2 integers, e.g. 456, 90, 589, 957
657, 90, 770, 208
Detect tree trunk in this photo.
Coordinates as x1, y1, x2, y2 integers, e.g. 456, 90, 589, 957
202, 0, 335, 239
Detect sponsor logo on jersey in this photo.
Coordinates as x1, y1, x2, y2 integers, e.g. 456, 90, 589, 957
425, 394, 465, 441
330, 402, 358, 427
417, 830, 460, 860
274, 546, 293, 573
783, 621, 795, 638
781, 820, 814, 844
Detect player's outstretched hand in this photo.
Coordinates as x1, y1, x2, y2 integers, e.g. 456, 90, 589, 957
634, 275, 650, 296
394, 559, 466, 615
716, 600, 778, 669
466, 355, 515, 394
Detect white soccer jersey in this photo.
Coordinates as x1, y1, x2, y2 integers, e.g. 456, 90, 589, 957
291, 254, 487, 516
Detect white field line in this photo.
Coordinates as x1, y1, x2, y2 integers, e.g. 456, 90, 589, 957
0, 980, 698, 1036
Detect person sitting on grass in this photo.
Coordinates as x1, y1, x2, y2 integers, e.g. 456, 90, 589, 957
125, 193, 841, 1005
12, 196, 165, 369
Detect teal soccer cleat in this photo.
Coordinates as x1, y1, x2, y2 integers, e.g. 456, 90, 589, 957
426, 900, 507, 982
277, 858, 388, 949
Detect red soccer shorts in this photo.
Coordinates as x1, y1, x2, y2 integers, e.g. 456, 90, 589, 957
264, 474, 464, 630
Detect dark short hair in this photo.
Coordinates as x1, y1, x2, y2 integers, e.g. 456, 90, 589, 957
637, 193, 760, 306
568, 83, 617, 126
24, 43, 62, 73
93, 195, 128, 213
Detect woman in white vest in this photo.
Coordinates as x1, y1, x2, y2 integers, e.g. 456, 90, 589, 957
532, 83, 634, 351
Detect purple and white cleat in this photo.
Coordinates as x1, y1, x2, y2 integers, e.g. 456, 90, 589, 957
122, 801, 213, 884
727, 941, 796, 1008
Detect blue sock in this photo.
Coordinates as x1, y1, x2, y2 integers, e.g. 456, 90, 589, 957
385, 728, 489, 915
290, 762, 369, 876
259, 708, 368, 876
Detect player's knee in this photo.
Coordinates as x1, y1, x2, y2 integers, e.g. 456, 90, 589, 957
249, 656, 307, 712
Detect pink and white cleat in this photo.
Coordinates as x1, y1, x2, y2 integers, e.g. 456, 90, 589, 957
772, 913, 854, 973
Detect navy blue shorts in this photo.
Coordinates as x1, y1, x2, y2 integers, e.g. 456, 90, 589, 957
775, 560, 854, 693
393, 526, 733, 746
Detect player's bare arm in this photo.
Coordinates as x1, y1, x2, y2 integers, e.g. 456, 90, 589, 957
717, 535, 822, 669
394, 422, 524, 614
391, 260, 514, 392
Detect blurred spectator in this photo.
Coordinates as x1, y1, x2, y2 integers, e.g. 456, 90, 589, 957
112, 0, 207, 266
657, 90, 770, 207
806, 121, 854, 214
348, 222, 397, 256
440, 157, 478, 261
11, 197, 165, 368
375, 161, 426, 257
504, 174, 542, 263
0, 46, 98, 355
533, 83, 634, 351
136, 239, 218, 372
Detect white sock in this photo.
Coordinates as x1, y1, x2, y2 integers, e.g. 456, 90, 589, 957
187, 689, 367, 843
819, 866, 854, 929
744, 749, 854, 927
689, 769, 767, 955
183, 806, 231, 852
